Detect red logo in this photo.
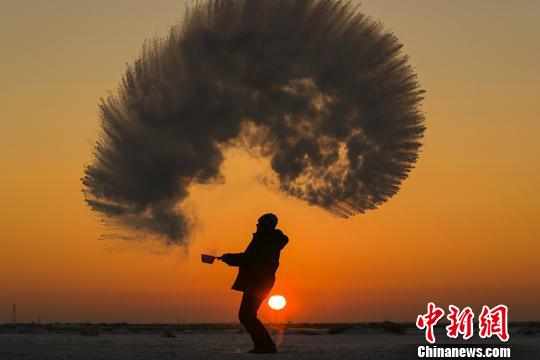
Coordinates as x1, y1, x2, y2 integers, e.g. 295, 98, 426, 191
416, 303, 509, 343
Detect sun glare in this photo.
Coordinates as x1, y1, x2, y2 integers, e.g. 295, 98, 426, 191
268, 295, 287, 310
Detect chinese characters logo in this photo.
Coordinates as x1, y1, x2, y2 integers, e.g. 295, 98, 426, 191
416, 303, 509, 343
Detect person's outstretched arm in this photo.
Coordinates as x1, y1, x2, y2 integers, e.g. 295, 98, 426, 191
222, 236, 258, 267
221, 252, 245, 267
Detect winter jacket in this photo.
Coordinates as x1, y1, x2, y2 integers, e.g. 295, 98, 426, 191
222, 228, 289, 294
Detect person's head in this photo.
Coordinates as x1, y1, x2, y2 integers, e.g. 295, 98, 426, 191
256, 213, 278, 232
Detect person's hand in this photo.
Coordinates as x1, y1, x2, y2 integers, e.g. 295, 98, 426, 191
221, 253, 233, 266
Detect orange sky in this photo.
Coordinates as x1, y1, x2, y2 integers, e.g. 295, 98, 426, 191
1, 0, 539, 323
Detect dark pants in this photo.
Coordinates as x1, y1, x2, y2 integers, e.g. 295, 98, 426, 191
239, 291, 275, 349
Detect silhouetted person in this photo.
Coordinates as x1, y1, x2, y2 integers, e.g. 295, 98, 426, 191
221, 213, 289, 354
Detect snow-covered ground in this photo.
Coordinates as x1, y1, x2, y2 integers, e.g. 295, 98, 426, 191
0, 331, 538, 359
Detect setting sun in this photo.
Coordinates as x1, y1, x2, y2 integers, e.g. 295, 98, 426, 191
268, 295, 287, 310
